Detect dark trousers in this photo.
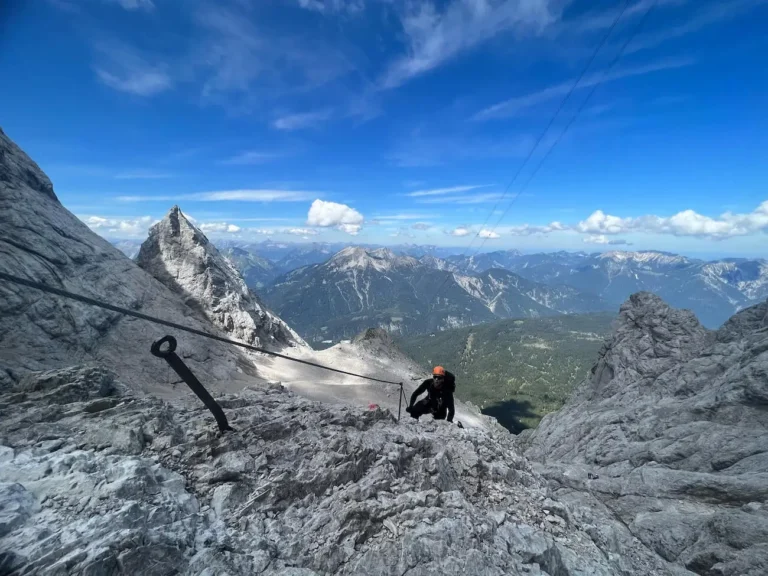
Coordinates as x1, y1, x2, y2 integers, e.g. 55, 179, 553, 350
409, 398, 447, 420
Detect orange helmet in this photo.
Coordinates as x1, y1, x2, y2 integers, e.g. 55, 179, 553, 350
433, 366, 446, 377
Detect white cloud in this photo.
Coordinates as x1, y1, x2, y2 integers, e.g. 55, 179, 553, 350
447, 227, 471, 237
297, 0, 364, 14
576, 202, 768, 240
94, 42, 171, 96
194, 3, 357, 112
416, 193, 505, 205
381, 0, 562, 89
114, 170, 173, 180
582, 234, 631, 245
474, 57, 695, 120
407, 184, 489, 197
117, 190, 318, 203
373, 213, 435, 220
109, 0, 155, 11
199, 222, 242, 233
80, 215, 158, 238
411, 222, 432, 230
576, 210, 632, 235
220, 151, 282, 165
306, 199, 364, 235
503, 221, 567, 236
272, 110, 332, 131
338, 224, 362, 235
478, 229, 500, 239
286, 228, 320, 236
198, 190, 318, 202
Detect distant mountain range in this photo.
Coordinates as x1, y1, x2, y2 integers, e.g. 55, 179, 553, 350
261, 247, 613, 343
111, 236, 768, 333
450, 249, 768, 328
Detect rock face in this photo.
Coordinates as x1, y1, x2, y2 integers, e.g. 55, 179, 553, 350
523, 292, 768, 575
0, 127, 258, 395
0, 365, 683, 576
137, 206, 308, 352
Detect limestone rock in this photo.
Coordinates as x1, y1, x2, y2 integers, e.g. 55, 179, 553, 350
0, 126, 259, 395
136, 206, 308, 352
0, 365, 671, 576
525, 292, 768, 575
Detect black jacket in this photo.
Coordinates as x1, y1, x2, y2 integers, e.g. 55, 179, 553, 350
410, 371, 456, 422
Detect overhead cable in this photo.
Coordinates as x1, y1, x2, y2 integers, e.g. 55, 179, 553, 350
0, 271, 403, 386
426, 0, 634, 310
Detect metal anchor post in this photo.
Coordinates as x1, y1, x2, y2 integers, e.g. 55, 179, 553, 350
150, 335, 233, 432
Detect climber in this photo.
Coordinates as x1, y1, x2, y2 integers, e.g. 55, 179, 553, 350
406, 366, 456, 423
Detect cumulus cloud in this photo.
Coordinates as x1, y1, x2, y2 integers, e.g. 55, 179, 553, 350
306, 199, 364, 235
338, 224, 362, 235
198, 222, 241, 233
576, 202, 768, 239
478, 229, 500, 239
447, 227, 471, 237
411, 222, 432, 230
80, 215, 158, 237
582, 234, 631, 246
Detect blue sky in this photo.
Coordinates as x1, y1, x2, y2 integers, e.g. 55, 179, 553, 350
1, 0, 767, 257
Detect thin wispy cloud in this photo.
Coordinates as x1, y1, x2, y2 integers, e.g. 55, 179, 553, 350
407, 184, 490, 197
473, 57, 695, 120
195, 4, 356, 109
416, 193, 505, 205
272, 110, 332, 131
116, 189, 318, 203
390, 133, 537, 167
220, 151, 283, 165
570, 0, 687, 35
93, 42, 171, 96
114, 170, 173, 180
109, 0, 155, 11
381, 0, 565, 89
372, 213, 436, 220
296, 0, 365, 15
623, 0, 766, 55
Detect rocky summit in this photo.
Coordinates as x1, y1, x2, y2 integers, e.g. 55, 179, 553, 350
521, 292, 768, 575
137, 206, 307, 352
1, 365, 678, 576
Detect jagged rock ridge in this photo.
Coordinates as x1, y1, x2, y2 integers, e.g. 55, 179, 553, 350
0, 127, 257, 395
522, 292, 768, 575
137, 206, 307, 352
